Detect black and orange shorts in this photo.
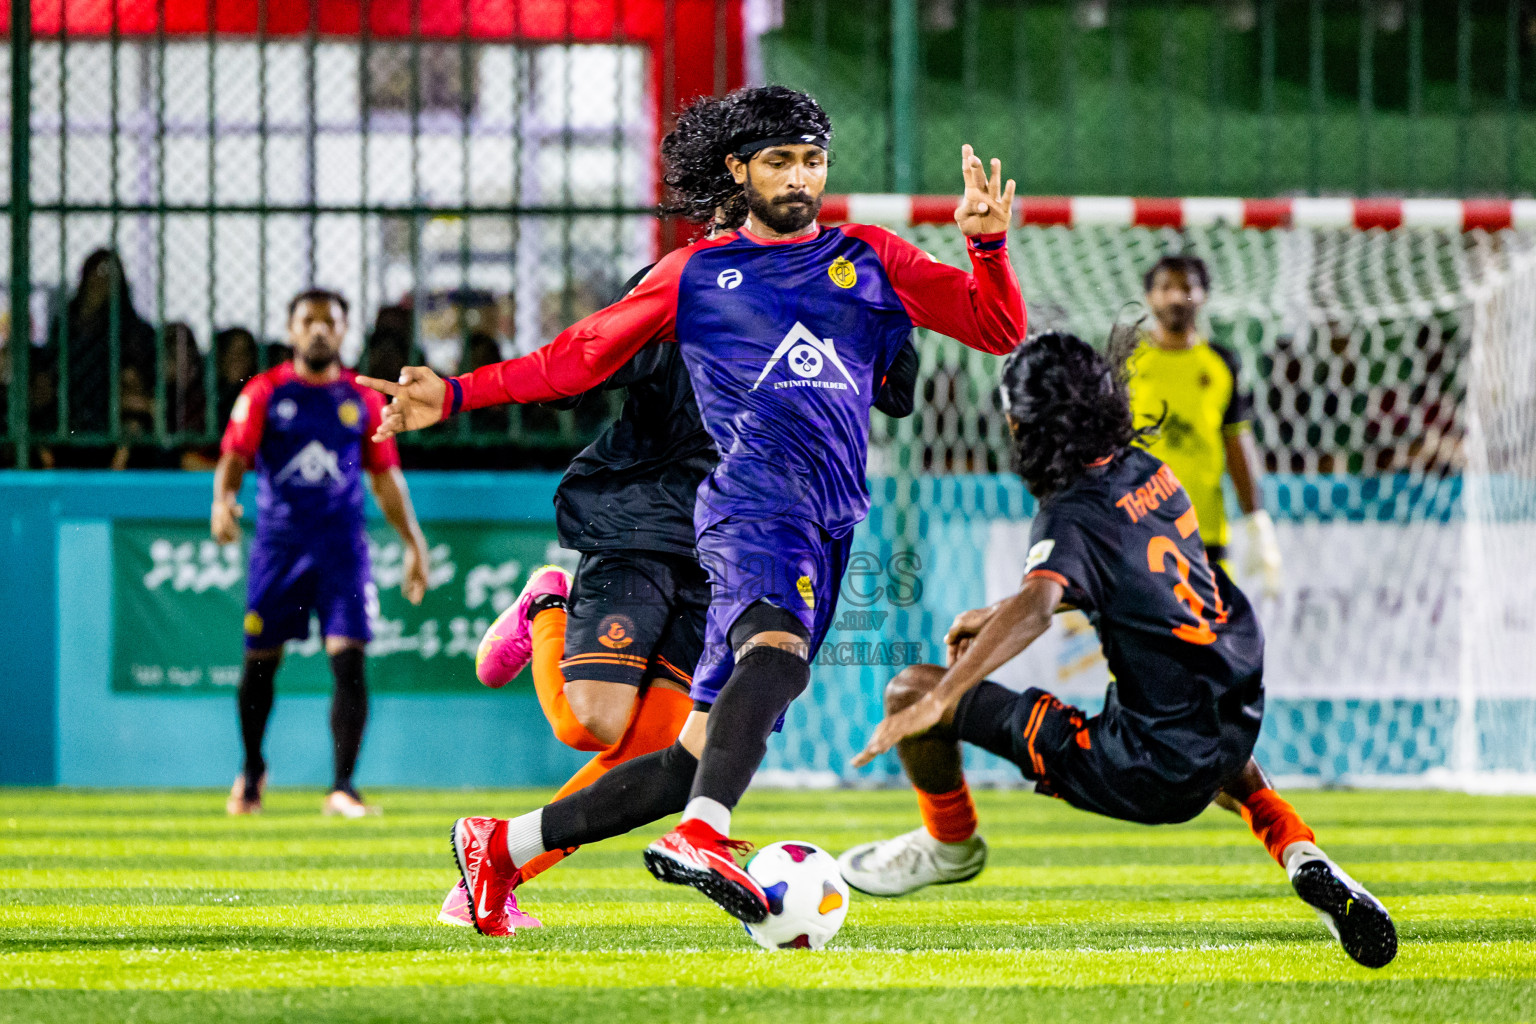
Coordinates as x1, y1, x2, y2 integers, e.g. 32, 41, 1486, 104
953, 681, 1237, 826
560, 549, 710, 690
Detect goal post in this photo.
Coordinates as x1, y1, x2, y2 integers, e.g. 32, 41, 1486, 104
759, 195, 1536, 793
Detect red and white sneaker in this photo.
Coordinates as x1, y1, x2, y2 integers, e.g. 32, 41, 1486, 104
642, 819, 769, 924
450, 817, 519, 936
475, 565, 572, 688
435, 879, 542, 930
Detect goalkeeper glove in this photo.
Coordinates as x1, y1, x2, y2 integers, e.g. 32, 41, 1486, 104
1241, 509, 1283, 598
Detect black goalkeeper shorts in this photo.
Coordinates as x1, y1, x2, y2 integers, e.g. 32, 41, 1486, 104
953, 681, 1260, 826
560, 549, 710, 690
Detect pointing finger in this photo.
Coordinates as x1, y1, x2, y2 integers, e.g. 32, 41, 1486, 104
355, 374, 402, 397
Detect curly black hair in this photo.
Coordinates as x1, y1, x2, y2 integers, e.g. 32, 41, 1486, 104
999, 327, 1155, 500
660, 85, 832, 229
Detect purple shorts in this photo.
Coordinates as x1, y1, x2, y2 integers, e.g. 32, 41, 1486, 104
244, 533, 375, 648
690, 515, 850, 709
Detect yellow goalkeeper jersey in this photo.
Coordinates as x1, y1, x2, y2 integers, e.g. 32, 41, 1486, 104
1126, 335, 1253, 551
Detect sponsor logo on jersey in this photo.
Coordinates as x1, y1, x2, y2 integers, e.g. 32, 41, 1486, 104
1024, 539, 1055, 574
338, 400, 361, 428
273, 440, 345, 487
828, 256, 857, 289
752, 322, 861, 394
797, 574, 816, 609
274, 398, 298, 421
597, 614, 635, 649
231, 394, 251, 423
717, 268, 743, 289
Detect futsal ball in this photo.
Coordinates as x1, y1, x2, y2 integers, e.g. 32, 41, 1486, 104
743, 841, 850, 951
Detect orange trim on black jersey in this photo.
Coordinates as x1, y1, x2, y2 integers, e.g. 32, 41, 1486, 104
1027, 569, 1071, 589
654, 654, 695, 685
560, 652, 650, 670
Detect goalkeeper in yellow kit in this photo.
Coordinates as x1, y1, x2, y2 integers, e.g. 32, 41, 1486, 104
1129, 255, 1282, 595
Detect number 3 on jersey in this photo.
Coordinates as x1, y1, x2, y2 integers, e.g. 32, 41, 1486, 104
1146, 507, 1227, 646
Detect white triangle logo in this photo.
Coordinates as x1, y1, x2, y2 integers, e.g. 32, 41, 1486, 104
751, 321, 860, 395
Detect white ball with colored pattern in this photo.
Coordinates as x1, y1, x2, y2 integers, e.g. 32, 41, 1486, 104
742, 841, 850, 951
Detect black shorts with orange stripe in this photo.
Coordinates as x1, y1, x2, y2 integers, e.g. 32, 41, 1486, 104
560, 549, 710, 690
952, 680, 1258, 826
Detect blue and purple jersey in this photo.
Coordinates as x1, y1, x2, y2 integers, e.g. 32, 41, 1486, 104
220, 363, 400, 544
447, 223, 1025, 538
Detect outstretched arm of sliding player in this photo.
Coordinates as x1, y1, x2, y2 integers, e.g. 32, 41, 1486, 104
852, 576, 1060, 766
843, 224, 1026, 356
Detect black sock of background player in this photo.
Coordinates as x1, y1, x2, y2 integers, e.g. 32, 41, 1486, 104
328, 647, 368, 796
688, 646, 810, 809
237, 654, 279, 799
541, 742, 698, 851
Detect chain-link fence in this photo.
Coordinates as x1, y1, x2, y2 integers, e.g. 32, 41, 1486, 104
2, 1, 743, 467
4, 0, 1535, 468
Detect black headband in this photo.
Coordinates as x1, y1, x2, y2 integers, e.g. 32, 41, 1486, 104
730, 132, 829, 160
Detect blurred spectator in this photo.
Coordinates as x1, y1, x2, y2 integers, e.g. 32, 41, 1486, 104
162, 322, 208, 437
215, 327, 259, 429
463, 331, 510, 434
365, 305, 412, 385
48, 249, 156, 436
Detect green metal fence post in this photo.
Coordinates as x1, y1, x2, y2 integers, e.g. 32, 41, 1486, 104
891, 0, 917, 194
8, 0, 32, 467
1359, 0, 1375, 195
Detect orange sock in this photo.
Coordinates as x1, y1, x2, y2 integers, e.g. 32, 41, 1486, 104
518, 684, 693, 884
530, 608, 605, 752
915, 783, 978, 844
1240, 788, 1316, 866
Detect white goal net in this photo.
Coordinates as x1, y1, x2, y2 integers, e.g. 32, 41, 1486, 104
763, 215, 1536, 793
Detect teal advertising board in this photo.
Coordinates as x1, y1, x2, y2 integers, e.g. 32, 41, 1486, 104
111, 520, 569, 694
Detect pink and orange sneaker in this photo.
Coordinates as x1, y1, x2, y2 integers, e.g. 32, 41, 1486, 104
475, 565, 572, 688
642, 819, 769, 924
450, 816, 519, 936
436, 879, 542, 930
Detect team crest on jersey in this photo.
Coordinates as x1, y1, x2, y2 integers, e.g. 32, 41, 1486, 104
338, 400, 361, 428
244, 611, 264, 636
1024, 540, 1055, 574
274, 398, 298, 421
796, 574, 816, 609
752, 322, 860, 394
597, 614, 635, 649
828, 256, 857, 289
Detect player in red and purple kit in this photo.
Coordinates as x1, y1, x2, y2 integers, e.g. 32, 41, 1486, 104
215, 289, 430, 818
361, 86, 1025, 933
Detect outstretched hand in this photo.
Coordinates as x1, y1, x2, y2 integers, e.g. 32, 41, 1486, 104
852, 693, 945, 768
356, 366, 447, 440
954, 144, 1015, 237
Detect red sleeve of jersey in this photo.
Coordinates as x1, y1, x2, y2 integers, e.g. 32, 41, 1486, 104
359, 384, 402, 472
447, 244, 695, 413
219, 374, 273, 461
842, 224, 1026, 356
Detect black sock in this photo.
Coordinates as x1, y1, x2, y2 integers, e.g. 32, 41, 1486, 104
541, 741, 698, 851
689, 645, 810, 809
328, 648, 368, 795
237, 655, 279, 798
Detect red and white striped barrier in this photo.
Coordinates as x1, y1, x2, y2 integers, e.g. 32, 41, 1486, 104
818, 194, 1536, 232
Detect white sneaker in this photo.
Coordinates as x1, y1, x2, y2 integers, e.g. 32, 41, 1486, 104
322, 789, 380, 819
837, 827, 987, 897
1285, 844, 1397, 968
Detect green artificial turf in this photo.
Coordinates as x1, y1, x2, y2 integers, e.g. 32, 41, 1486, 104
2, 788, 1533, 1023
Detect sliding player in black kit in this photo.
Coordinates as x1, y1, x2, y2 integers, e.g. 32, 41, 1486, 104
844, 330, 1397, 969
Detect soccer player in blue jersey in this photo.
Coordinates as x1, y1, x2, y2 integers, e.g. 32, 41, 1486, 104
361, 86, 1026, 934
215, 290, 430, 818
